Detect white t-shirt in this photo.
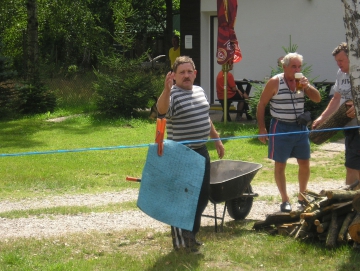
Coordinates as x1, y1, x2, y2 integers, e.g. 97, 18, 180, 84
333, 69, 357, 126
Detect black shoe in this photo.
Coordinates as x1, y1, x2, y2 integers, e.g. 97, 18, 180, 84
246, 114, 253, 120
280, 201, 292, 212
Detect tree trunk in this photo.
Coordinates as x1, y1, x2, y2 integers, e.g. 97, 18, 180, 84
165, 0, 173, 63
342, 0, 360, 128
26, 0, 39, 85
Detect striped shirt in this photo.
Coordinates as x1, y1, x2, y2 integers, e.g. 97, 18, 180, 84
270, 73, 305, 122
165, 85, 211, 149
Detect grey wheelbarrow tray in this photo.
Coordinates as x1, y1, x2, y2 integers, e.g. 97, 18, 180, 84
203, 160, 262, 232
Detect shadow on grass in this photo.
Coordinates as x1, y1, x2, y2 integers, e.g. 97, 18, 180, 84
337, 248, 360, 271
0, 111, 156, 151
143, 247, 204, 271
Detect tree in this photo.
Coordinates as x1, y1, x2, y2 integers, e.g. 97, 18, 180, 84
342, 0, 360, 126
26, 0, 39, 84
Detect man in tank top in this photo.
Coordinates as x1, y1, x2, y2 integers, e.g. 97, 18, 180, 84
257, 52, 321, 212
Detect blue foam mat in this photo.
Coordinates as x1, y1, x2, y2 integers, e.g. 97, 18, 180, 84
137, 140, 205, 231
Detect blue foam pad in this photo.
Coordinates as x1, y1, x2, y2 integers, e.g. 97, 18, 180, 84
137, 140, 205, 231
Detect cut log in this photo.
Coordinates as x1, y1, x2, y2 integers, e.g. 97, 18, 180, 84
353, 194, 360, 212
338, 211, 356, 243
318, 198, 335, 208
294, 220, 308, 239
277, 222, 302, 236
348, 212, 360, 243
309, 100, 352, 145
253, 213, 299, 230
304, 189, 322, 198
289, 209, 303, 218
317, 221, 330, 233
326, 190, 360, 200
326, 213, 345, 248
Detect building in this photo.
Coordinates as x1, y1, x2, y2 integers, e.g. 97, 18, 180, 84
180, 0, 345, 104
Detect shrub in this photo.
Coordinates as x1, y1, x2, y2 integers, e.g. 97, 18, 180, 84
93, 54, 162, 117
18, 84, 57, 114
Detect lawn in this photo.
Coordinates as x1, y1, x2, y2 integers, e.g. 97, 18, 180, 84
0, 111, 356, 271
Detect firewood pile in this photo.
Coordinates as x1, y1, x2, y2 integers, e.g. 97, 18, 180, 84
253, 180, 360, 249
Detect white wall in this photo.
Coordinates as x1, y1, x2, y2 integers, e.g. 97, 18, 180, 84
200, 0, 346, 103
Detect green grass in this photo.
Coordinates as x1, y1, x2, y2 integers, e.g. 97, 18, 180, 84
0, 112, 352, 271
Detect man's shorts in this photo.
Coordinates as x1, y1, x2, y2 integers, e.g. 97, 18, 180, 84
268, 118, 310, 163
344, 128, 360, 170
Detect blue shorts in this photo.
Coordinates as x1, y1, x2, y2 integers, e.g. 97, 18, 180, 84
268, 118, 310, 163
344, 128, 360, 170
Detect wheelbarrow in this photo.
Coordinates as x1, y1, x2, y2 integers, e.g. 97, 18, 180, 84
203, 160, 262, 232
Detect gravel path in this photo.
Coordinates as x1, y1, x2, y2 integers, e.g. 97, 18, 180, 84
0, 180, 344, 239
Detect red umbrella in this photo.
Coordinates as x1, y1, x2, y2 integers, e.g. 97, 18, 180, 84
217, 0, 241, 65
216, 0, 242, 123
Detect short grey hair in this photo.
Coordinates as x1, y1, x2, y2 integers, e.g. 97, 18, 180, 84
281, 52, 303, 67
173, 56, 196, 72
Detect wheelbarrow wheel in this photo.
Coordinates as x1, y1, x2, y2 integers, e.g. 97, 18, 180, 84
226, 185, 253, 220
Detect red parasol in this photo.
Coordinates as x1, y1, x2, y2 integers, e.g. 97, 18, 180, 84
216, 0, 242, 123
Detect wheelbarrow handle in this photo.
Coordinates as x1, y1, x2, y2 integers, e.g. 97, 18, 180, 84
126, 176, 141, 182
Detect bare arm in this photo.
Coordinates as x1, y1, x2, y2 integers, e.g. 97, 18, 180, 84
209, 119, 225, 159
312, 92, 341, 129
256, 77, 278, 143
304, 84, 321, 103
157, 72, 174, 115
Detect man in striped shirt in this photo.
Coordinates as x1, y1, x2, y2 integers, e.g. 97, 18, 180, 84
256, 52, 321, 213
157, 56, 225, 253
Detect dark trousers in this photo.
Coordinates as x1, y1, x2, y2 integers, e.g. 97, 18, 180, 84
171, 145, 210, 249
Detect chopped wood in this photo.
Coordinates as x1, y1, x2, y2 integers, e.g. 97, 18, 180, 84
309, 101, 352, 145
325, 213, 345, 248
326, 190, 360, 200
317, 221, 330, 233
304, 189, 322, 198
352, 194, 360, 212
254, 184, 360, 249
253, 213, 299, 230
277, 222, 301, 236
348, 212, 360, 243
338, 211, 356, 243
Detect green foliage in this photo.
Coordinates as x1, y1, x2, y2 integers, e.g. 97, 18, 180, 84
0, 37, 21, 119
94, 53, 162, 117
18, 84, 57, 115
111, 0, 137, 56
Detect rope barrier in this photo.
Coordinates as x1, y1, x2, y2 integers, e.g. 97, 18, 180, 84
1, 125, 359, 158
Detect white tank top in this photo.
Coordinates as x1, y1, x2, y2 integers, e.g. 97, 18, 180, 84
270, 74, 305, 122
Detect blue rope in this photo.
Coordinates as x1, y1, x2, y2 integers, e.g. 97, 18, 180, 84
1, 126, 359, 158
